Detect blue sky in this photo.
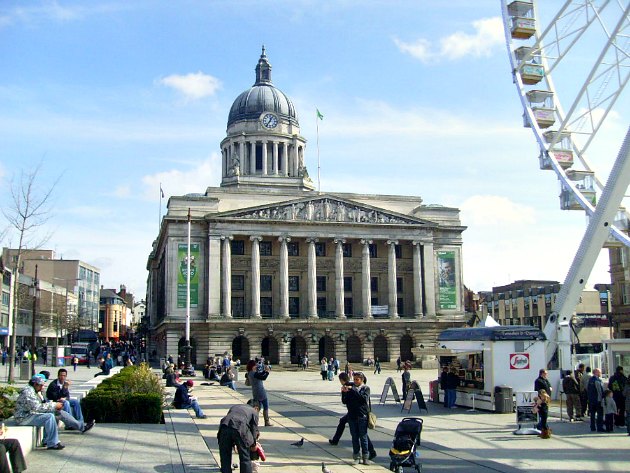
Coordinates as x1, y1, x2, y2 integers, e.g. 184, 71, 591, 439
1, 0, 628, 298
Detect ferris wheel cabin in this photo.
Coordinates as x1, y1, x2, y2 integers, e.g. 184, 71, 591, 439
514, 47, 544, 85
559, 170, 597, 211
524, 90, 555, 129
508, 1, 536, 39
539, 130, 574, 170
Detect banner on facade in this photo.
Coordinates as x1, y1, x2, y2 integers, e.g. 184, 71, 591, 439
177, 243, 199, 308
437, 250, 456, 309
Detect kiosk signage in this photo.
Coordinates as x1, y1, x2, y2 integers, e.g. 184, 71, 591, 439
513, 391, 540, 435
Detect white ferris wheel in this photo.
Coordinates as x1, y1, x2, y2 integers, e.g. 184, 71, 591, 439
500, 0, 630, 359
502, 0, 630, 241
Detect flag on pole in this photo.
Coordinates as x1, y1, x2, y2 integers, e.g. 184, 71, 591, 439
160, 184, 165, 198
316, 108, 324, 120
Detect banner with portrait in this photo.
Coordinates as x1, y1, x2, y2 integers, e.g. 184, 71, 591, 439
437, 250, 457, 310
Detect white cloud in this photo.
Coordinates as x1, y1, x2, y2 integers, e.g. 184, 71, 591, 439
141, 154, 222, 201
113, 184, 131, 198
394, 16, 504, 63
460, 195, 536, 226
158, 72, 222, 101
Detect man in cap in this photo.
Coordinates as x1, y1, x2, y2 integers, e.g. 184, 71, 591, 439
13, 375, 65, 450
174, 379, 207, 418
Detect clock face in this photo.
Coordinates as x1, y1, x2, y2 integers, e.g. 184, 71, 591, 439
261, 113, 278, 129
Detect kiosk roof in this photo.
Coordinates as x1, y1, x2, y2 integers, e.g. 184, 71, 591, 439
438, 326, 546, 342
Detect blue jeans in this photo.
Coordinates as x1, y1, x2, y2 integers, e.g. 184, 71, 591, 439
57, 409, 84, 431
63, 399, 84, 424
348, 416, 368, 457
589, 402, 604, 431
19, 413, 59, 447
181, 400, 205, 418
445, 389, 456, 408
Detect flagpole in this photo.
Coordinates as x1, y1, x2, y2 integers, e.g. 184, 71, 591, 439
159, 183, 163, 232
316, 111, 321, 193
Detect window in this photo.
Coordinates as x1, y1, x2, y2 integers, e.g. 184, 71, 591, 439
343, 243, 352, 257
232, 297, 245, 317
395, 245, 402, 258
371, 277, 378, 292
260, 241, 272, 256
397, 297, 404, 316
371, 297, 379, 305
369, 243, 377, 258
315, 242, 326, 257
287, 242, 299, 256
344, 297, 353, 317
232, 275, 245, 291
317, 297, 327, 317
289, 297, 300, 317
344, 276, 353, 292
261, 297, 273, 317
231, 240, 245, 255
316, 276, 327, 292
289, 276, 300, 292
260, 275, 272, 292
396, 277, 403, 292
623, 284, 630, 305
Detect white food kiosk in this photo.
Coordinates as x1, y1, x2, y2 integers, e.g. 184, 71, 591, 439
437, 326, 547, 412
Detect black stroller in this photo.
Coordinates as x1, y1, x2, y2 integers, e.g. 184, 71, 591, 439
389, 417, 423, 473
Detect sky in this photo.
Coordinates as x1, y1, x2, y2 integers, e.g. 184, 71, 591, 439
0, 0, 628, 299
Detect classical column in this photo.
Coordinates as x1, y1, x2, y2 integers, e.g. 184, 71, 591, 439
239, 137, 246, 174
250, 236, 262, 318
282, 142, 289, 176
423, 242, 437, 317
207, 233, 222, 317
221, 148, 227, 178
250, 142, 256, 175
278, 236, 290, 319
412, 241, 424, 318
262, 140, 268, 175
387, 240, 399, 318
334, 238, 346, 319
306, 237, 318, 318
273, 141, 279, 175
361, 239, 373, 319
221, 235, 233, 318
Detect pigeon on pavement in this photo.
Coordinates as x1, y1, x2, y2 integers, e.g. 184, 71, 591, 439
322, 462, 333, 473
291, 437, 305, 447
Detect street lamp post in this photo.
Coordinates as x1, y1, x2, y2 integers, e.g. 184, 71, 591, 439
29, 264, 40, 376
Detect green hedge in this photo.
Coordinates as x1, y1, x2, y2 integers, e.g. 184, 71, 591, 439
81, 363, 165, 423
0, 386, 19, 420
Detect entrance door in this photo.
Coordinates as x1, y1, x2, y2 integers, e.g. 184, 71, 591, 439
374, 334, 389, 362
346, 335, 362, 363
261, 336, 279, 364
400, 334, 414, 361
290, 336, 307, 364
232, 336, 250, 362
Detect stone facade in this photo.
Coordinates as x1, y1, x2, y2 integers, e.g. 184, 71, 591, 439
146, 49, 467, 366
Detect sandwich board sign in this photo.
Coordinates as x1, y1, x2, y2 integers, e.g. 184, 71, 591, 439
379, 377, 401, 404
513, 391, 540, 435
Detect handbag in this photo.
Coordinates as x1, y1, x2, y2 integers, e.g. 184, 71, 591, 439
367, 397, 376, 429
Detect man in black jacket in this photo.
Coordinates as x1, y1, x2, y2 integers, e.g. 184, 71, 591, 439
534, 369, 552, 397
218, 399, 260, 473
46, 368, 94, 431
174, 380, 207, 419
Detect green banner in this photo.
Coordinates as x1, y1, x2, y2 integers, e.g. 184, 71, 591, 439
177, 243, 199, 308
437, 250, 457, 310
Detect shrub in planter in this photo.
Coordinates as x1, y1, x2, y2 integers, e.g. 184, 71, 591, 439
0, 386, 19, 420
81, 363, 165, 423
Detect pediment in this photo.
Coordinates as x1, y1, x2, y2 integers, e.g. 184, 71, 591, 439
213, 196, 431, 226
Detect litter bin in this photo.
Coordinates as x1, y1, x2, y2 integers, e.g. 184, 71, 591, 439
494, 385, 513, 413
429, 380, 440, 402
19, 359, 32, 380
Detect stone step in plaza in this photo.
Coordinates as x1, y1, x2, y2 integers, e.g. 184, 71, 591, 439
13, 366, 630, 472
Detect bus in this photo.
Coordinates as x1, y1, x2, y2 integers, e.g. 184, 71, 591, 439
70, 342, 90, 364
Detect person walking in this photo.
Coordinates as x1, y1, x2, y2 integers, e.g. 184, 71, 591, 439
247, 360, 272, 426
373, 357, 381, 375
320, 358, 328, 381
561, 370, 582, 421
342, 371, 371, 465
587, 368, 605, 432
217, 399, 260, 473
72, 354, 79, 372
401, 362, 411, 397
396, 356, 402, 372
328, 372, 377, 460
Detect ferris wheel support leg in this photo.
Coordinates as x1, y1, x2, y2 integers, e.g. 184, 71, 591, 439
545, 127, 630, 371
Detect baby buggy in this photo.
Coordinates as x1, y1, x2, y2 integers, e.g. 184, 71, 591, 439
389, 417, 423, 473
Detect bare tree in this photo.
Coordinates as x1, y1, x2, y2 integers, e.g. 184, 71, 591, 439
1, 162, 59, 382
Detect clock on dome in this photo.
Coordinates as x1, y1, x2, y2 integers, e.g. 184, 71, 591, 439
261, 112, 278, 129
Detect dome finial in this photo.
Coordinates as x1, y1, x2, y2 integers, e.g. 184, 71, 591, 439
255, 46, 272, 85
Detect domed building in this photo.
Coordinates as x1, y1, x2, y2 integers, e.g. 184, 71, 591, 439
146, 48, 466, 367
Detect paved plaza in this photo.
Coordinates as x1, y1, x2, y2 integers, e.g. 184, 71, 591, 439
3, 364, 628, 472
